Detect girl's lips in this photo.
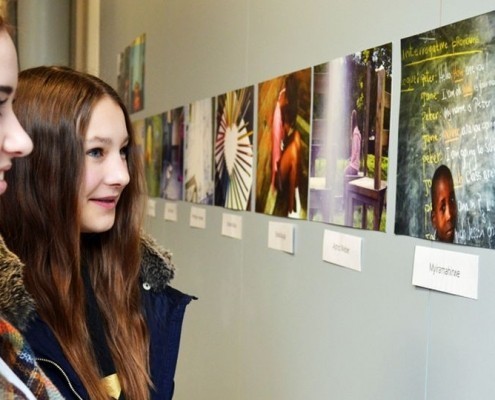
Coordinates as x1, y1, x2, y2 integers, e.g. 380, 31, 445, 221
0, 169, 9, 195
90, 197, 118, 209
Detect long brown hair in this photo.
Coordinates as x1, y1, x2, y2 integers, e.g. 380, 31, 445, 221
0, 66, 150, 399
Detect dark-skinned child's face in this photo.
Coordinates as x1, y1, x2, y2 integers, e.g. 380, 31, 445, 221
431, 176, 457, 243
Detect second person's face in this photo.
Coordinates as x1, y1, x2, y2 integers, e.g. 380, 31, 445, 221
432, 177, 457, 243
0, 29, 33, 195
80, 96, 130, 233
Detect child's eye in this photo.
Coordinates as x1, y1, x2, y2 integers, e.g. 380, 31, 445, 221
86, 148, 104, 158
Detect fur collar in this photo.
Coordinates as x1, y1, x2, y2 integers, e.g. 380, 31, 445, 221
0, 233, 175, 330
140, 233, 176, 291
0, 235, 36, 330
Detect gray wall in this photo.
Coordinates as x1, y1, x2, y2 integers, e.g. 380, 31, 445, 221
17, 0, 70, 69
99, 1, 495, 399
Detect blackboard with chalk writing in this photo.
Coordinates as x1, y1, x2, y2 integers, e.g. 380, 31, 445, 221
395, 11, 495, 249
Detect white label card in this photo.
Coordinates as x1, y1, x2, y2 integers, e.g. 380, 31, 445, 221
268, 221, 295, 254
221, 213, 243, 240
412, 245, 479, 299
164, 202, 178, 222
146, 198, 156, 217
189, 206, 206, 229
322, 229, 362, 271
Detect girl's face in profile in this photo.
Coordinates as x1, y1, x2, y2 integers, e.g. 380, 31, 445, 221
0, 29, 33, 195
79, 96, 130, 233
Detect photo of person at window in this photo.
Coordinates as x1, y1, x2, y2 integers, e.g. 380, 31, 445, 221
344, 109, 361, 175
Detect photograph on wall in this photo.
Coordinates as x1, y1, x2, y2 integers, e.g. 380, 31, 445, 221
132, 118, 146, 161
214, 85, 255, 210
395, 11, 495, 249
117, 45, 130, 110
160, 106, 187, 201
129, 33, 146, 113
256, 68, 311, 219
117, 33, 146, 113
184, 97, 215, 205
309, 44, 392, 232
144, 113, 164, 198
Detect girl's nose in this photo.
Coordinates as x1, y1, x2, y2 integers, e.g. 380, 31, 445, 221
3, 111, 33, 157
107, 155, 130, 187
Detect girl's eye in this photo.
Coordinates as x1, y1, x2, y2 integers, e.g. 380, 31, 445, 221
86, 148, 104, 158
120, 146, 129, 159
0, 97, 8, 116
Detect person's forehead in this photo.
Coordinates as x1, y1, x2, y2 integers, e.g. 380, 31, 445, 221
437, 176, 453, 189
0, 30, 18, 86
434, 179, 453, 202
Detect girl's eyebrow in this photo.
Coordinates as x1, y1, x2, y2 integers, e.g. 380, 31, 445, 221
0, 85, 13, 95
86, 136, 130, 145
86, 136, 112, 145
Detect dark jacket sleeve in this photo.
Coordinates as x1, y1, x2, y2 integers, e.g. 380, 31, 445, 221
141, 284, 195, 400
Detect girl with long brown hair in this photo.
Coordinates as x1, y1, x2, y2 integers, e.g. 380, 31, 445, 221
0, 16, 64, 400
0, 65, 194, 399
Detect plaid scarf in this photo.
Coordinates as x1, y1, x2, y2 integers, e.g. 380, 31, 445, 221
0, 319, 64, 399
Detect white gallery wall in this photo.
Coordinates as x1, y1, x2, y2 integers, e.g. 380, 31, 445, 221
99, 1, 495, 399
